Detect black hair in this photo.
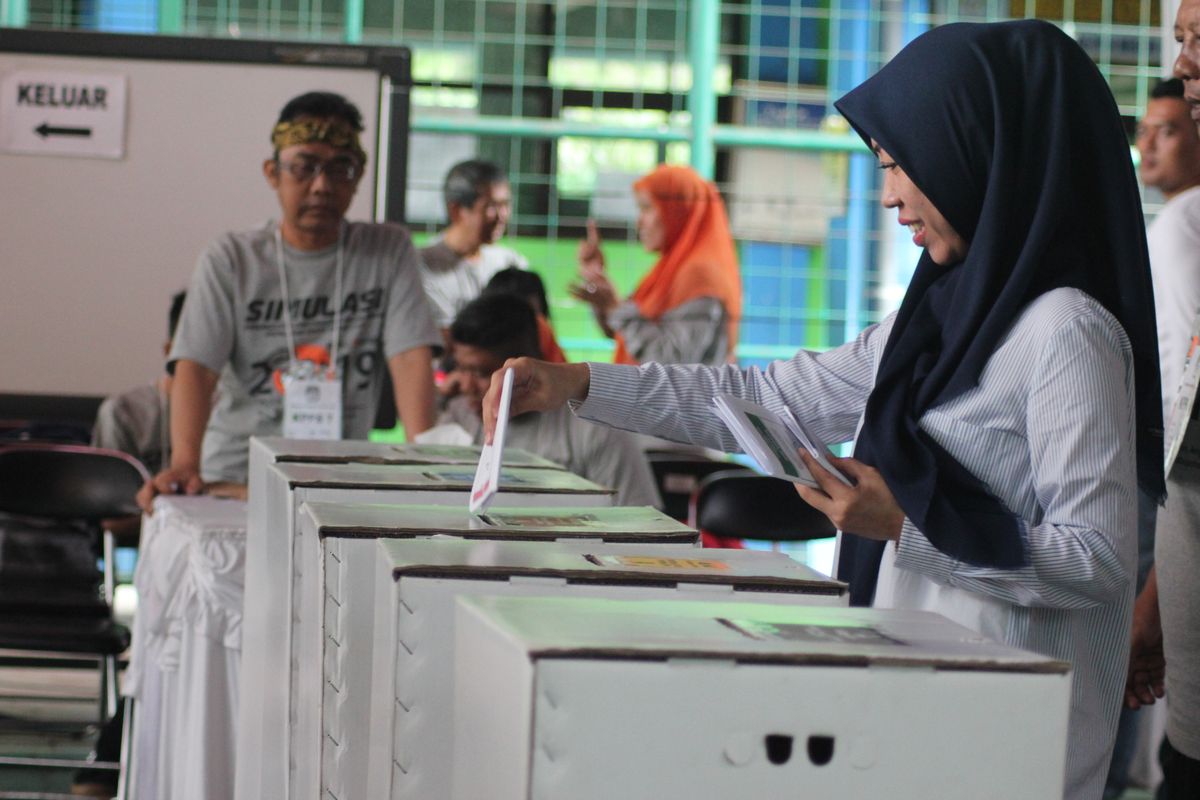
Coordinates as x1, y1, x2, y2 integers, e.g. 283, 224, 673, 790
168, 291, 187, 339
1150, 78, 1185, 100
277, 91, 364, 130
484, 267, 551, 319
443, 159, 507, 212
449, 293, 541, 360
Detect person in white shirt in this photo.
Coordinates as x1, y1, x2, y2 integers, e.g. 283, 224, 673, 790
419, 159, 527, 331
1122, 74, 1200, 798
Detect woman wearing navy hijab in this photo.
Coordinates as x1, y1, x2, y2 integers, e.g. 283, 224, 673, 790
484, 20, 1162, 799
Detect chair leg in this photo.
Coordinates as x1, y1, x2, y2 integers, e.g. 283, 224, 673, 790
98, 655, 108, 724
116, 695, 133, 800
104, 654, 119, 722
103, 530, 116, 606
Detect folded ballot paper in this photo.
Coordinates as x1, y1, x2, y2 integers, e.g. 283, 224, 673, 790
711, 393, 852, 489
469, 368, 515, 512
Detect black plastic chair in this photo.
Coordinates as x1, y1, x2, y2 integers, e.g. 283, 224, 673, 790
645, 452, 747, 521
689, 470, 838, 544
0, 443, 148, 795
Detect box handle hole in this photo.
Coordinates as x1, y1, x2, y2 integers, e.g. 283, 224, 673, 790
764, 734, 793, 765
807, 735, 835, 766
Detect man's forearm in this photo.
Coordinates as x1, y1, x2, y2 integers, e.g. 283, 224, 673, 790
170, 359, 219, 470
390, 346, 436, 437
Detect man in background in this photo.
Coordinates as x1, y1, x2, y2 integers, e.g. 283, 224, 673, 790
92, 291, 186, 476
428, 292, 659, 507
138, 91, 438, 509
419, 159, 527, 332
1122, 70, 1200, 798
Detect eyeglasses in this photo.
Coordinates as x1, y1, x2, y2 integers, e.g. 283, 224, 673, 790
276, 157, 362, 184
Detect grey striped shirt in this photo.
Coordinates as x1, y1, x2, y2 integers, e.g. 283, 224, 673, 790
577, 287, 1136, 800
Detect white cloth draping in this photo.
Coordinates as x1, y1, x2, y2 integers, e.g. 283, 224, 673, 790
125, 495, 247, 800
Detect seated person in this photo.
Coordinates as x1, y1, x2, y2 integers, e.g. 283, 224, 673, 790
428, 292, 659, 507
139, 91, 438, 509
92, 291, 186, 477
483, 266, 566, 363
419, 159, 527, 331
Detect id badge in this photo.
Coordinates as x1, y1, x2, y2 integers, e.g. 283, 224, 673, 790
282, 370, 343, 440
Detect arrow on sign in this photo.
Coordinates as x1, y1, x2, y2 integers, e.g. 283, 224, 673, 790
35, 122, 92, 139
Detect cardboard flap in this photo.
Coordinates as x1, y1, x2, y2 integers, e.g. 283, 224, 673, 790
256, 436, 564, 469
279, 462, 611, 493
378, 538, 843, 595
460, 596, 1071, 674
308, 503, 699, 545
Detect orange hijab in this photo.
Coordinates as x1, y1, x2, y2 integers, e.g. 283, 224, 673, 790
614, 165, 742, 364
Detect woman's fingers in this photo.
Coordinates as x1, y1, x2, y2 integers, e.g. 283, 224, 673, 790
482, 359, 592, 442
796, 452, 904, 541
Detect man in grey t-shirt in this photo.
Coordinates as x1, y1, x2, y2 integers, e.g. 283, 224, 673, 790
419, 159, 527, 331
138, 91, 439, 507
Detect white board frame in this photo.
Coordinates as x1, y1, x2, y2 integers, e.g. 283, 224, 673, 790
0, 28, 412, 398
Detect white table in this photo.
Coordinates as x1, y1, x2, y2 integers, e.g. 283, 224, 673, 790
125, 495, 247, 800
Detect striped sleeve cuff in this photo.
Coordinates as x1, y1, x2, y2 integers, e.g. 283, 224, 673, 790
573, 362, 644, 426
894, 517, 960, 582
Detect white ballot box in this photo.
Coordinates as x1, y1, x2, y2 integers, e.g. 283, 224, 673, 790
453, 597, 1072, 800
359, 536, 847, 800
248, 435, 565, 474
305, 509, 715, 800
236, 462, 615, 800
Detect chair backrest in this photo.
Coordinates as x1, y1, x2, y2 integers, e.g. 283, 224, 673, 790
0, 444, 149, 522
690, 470, 837, 542
645, 453, 748, 521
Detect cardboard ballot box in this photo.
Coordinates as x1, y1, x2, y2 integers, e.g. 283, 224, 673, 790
309, 510, 716, 800
352, 536, 845, 800
236, 461, 615, 800
304, 503, 702, 800
249, 435, 564, 472
453, 597, 1072, 800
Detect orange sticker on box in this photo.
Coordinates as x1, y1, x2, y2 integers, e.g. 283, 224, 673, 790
592, 555, 731, 571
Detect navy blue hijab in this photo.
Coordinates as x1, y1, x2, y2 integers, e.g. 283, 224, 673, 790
832, 20, 1164, 604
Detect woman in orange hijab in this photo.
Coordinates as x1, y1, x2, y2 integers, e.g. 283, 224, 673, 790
570, 164, 742, 365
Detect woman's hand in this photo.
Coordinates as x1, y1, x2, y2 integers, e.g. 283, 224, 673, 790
794, 451, 905, 541
568, 270, 620, 320
482, 358, 591, 442
577, 219, 606, 275
571, 220, 620, 335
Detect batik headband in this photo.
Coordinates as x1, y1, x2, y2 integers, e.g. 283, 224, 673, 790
271, 117, 367, 164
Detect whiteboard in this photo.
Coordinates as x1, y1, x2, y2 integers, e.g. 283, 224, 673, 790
0, 30, 410, 397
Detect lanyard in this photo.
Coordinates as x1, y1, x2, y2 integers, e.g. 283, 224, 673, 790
158, 380, 170, 470
274, 223, 345, 376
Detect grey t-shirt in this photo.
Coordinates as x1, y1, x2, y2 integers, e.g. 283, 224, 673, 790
418, 237, 528, 328
91, 382, 168, 475
170, 221, 440, 483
